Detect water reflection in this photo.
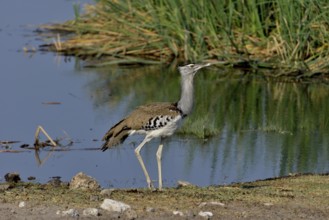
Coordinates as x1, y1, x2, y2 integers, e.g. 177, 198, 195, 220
83, 66, 329, 186
1, 0, 328, 188
2, 56, 329, 187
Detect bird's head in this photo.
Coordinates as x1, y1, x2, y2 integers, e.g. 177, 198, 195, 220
178, 63, 211, 77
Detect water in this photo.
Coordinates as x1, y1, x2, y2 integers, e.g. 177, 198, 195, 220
1, 1, 329, 188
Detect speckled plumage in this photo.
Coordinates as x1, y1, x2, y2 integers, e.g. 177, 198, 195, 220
101, 102, 182, 149
101, 63, 211, 190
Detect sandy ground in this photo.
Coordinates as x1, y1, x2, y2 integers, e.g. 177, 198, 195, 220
0, 173, 329, 219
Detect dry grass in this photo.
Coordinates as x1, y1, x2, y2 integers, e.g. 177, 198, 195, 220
39, 0, 329, 76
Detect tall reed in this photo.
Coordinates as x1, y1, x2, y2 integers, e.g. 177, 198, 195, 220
42, 0, 329, 75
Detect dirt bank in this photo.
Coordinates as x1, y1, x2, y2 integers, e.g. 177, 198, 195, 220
0, 173, 328, 219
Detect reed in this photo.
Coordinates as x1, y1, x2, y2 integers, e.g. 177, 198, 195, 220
87, 65, 329, 139
41, 0, 329, 76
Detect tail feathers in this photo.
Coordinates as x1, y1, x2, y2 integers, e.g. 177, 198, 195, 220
101, 119, 131, 151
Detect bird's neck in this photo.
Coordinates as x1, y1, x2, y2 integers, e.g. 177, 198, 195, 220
177, 74, 194, 116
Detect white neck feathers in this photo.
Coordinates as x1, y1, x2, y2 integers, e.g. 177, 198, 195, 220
177, 74, 195, 116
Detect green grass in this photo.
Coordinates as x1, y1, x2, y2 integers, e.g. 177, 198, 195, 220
88, 65, 329, 140
41, 0, 329, 76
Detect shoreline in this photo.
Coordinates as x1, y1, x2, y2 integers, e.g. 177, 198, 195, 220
1, 173, 328, 219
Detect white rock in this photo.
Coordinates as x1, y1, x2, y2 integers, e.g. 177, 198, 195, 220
199, 201, 225, 207
199, 211, 213, 218
264, 202, 273, 206
18, 201, 25, 208
100, 199, 131, 213
83, 208, 99, 216
57, 208, 79, 217
173, 210, 184, 216
177, 180, 193, 187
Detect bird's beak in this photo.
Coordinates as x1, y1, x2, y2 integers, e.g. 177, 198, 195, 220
195, 63, 211, 71
203, 63, 211, 68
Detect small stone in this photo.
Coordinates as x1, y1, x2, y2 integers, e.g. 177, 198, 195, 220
18, 201, 26, 208
82, 208, 99, 216
70, 172, 100, 190
173, 210, 184, 216
4, 173, 21, 183
199, 201, 225, 207
20, 144, 29, 148
177, 180, 193, 187
199, 211, 213, 218
27, 176, 36, 181
264, 202, 273, 206
57, 208, 79, 217
100, 199, 131, 213
48, 176, 62, 187
100, 188, 115, 196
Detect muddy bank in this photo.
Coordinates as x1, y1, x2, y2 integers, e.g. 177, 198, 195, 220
0, 173, 329, 219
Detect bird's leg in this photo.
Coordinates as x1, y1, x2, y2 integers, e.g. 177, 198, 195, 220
134, 137, 153, 189
156, 143, 164, 190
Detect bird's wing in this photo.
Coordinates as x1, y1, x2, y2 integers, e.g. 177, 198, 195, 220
125, 102, 182, 130
101, 102, 181, 149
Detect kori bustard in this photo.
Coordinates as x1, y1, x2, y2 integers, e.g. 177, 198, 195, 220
101, 63, 211, 190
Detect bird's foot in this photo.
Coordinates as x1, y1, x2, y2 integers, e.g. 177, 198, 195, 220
147, 181, 155, 190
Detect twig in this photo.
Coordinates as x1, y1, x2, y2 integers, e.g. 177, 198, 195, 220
34, 125, 57, 149
34, 148, 55, 166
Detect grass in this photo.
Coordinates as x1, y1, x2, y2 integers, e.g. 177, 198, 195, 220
40, 0, 329, 76
89, 65, 329, 138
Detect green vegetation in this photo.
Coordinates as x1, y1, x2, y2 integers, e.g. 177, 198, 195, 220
89, 66, 329, 137
87, 66, 329, 174
42, 0, 329, 76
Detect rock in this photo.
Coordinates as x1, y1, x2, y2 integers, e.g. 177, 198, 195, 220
69, 172, 100, 190
100, 199, 131, 213
177, 180, 193, 187
173, 210, 184, 216
264, 202, 273, 206
18, 201, 26, 208
199, 211, 213, 219
27, 176, 36, 181
47, 176, 63, 187
82, 208, 99, 216
56, 208, 79, 217
100, 188, 115, 196
199, 201, 225, 207
4, 173, 21, 183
